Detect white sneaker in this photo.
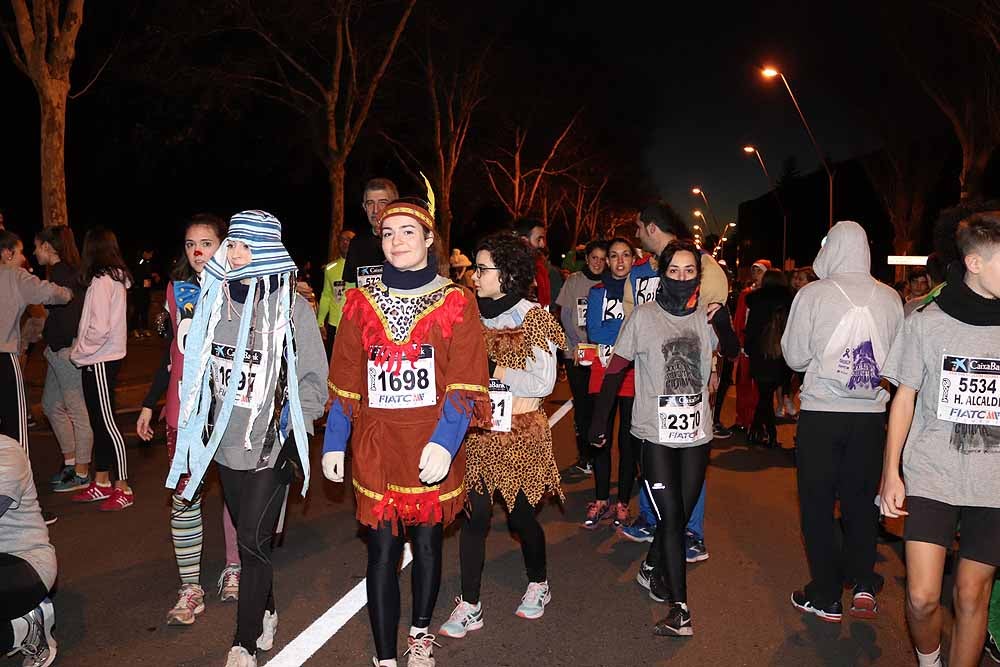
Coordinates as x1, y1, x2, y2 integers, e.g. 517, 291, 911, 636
404, 633, 440, 667
218, 564, 240, 602
224, 646, 256, 667
515, 581, 551, 619
15, 598, 56, 667
438, 596, 484, 638
256, 610, 278, 651
167, 583, 206, 625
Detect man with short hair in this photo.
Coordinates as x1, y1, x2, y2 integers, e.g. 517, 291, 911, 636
343, 178, 399, 287
904, 256, 947, 318
515, 218, 563, 309
317, 228, 357, 358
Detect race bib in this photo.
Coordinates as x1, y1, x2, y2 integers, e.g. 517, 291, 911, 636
488, 378, 512, 433
937, 354, 1000, 426
357, 265, 383, 288
333, 280, 346, 303
602, 295, 624, 322
598, 344, 614, 368
634, 275, 660, 306
577, 343, 597, 366
367, 344, 436, 409
211, 344, 267, 409
657, 394, 705, 444
576, 298, 588, 327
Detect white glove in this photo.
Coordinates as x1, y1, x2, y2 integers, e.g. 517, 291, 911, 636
322, 451, 345, 483
418, 442, 452, 485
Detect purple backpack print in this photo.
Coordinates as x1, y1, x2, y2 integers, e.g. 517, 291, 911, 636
819, 282, 887, 398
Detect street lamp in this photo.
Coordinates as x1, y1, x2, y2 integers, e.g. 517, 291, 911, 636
743, 144, 789, 267
760, 65, 834, 229
691, 187, 720, 233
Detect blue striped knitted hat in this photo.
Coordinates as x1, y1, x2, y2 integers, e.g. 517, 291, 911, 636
205, 210, 296, 280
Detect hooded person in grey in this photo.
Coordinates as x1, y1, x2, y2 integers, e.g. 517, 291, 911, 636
780, 220, 903, 621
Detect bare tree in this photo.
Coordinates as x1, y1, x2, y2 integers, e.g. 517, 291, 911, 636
483, 113, 580, 221
2, 0, 84, 227
218, 0, 416, 260
564, 174, 608, 247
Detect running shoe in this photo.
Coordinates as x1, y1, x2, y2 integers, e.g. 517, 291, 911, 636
620, 518, 655, 543
52, 473, 89, 493
571, 459, 593, 475
403, 633, 440, 667
986, 631, 1000, 664
611, 501, 630, 528
256, 610, 278, 651
167, 584, 205, 626
515, 581, 551, 619
685, 531, 709, 563
98, 487, 134, 511
582, 500, 611, 530
713, 424, 733, 439
13, 598, 56, 667
653, 603, 693, 637
71, 482, 112, 503
218, 564, 241, 602
224, 646, 256, 667
791, 590, 843, 623
636, 560, 655, 591
648, 571, 671, 604
849, 584, 878, 620
49, 465, 75, 486
438, 597, 484, 638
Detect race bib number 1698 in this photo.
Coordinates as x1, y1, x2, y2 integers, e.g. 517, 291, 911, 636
368, 344, 436, 409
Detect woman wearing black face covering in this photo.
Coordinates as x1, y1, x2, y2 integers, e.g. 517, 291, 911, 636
588, 240, 738, 638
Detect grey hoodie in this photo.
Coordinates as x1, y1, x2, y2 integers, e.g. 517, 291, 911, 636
780, 221, 903, 413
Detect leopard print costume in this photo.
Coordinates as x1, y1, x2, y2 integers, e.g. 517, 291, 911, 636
465, 307, 567, 507
361, 281, 457, 342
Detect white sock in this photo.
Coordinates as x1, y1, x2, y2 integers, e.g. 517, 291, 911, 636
676, 602, 689, 611
10, 617, 29, 648
409, 625, 428, 637
377, 660, 397, 667
916, 646, 942, 666
96, 481, 111, 487
64, 458, 75, 467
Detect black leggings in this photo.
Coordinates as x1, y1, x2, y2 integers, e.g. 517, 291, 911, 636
81, 360, 128, 480
367, 521, 443, 661
460, 489, 546, 605
713, 356, 734, 426
563, 359, 593, 460
642, 441, 710, 604
218, 462, 289, 653
0, 554, 49, 651
0, 352, 28, 453
593, 396, 639, 502
752, 380, 778, 434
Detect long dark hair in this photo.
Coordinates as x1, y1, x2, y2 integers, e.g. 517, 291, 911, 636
81, 227, 132, 286
171, 213, 228, 283
35, 225, 81, 269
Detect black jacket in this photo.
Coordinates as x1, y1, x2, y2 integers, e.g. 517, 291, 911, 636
342, 230, 384, 286
42, 263, 85, 352
744, 284, 793, 384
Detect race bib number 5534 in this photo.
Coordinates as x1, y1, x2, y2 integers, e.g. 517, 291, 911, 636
368, 344, 436, 409
938, 354, 1000, 426
657, 393, 705, 444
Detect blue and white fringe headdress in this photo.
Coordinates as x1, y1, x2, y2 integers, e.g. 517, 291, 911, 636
166, 210, 312, 499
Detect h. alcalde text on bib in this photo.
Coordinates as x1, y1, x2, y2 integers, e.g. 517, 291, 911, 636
367, 344, 436, 409
938, 354, 1000, 427
657, 393, 704, 444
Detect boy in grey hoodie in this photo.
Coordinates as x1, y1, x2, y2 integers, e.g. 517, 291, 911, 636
780, 220, 903, 622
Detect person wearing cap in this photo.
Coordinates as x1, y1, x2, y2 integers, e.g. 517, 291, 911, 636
167, 211, 328, 667
448, 249, 474, 289
317, 228, 357, 358
322, 193, 491, 667
344, 178, 400, 288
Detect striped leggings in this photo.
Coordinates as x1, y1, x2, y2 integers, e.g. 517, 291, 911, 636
81, 360, 128, 480
0, 352, 29, 453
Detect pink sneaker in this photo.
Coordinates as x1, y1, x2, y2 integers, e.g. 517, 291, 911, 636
582, 500, 611, 530
612, 501, 630, 528
98, 487, 134, 511
71, 482, 112, 503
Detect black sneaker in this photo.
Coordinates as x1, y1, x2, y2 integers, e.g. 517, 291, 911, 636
636, 560, 655, 591
849, 584, 878, 620
713, 423, 733, 439
653, 603, 693, 637
986, 631, 1000, 664
648, 571, 672, 604
791, 590, 842, 623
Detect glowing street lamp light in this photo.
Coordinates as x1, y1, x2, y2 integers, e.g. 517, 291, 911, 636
690, 186, 719, 233
742, 144, 788, 267
693, 224, 701, 231
760, 65, 834, 229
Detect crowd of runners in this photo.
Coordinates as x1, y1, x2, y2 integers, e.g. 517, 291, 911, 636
0, 176, 999, 667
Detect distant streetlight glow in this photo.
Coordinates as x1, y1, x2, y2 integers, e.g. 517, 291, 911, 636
693, 210, 704, 218
693, 224, 701, 231
691, 187, 702, 195
761, 67, 779, 78
743, 145, 756, 154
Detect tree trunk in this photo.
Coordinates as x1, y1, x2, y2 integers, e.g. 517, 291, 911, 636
328, 159, 346, 262
437, 188, 452, 258
38, 78, 71, 228
959, 147, 993, 201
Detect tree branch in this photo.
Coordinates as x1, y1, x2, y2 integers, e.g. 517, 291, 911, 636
0, 16, 29, 77
525, 111, 579, 211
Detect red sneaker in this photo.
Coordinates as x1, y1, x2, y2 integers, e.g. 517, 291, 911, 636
582, 500, 611, 530
98, 487, 134, 511
71, 482, 112, 503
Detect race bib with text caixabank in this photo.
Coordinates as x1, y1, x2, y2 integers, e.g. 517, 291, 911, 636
657, 393, 705, 444
357, 265, 383, 289
367, 344, 436, 409
211, 344, 267, 410
488, 378, 513, 433
938, 354, 1000, 427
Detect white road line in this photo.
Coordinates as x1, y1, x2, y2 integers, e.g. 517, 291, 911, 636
266, 398, 574, 666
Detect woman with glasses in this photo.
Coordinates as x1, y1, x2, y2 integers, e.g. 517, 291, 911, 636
438, 233, 566, 639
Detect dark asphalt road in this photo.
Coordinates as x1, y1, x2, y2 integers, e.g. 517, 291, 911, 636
8, 338, 990, 667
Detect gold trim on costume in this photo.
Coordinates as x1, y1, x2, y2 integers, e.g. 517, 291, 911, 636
359, 284, 459, 345
353, 478, 464, 502
445, 383, 489, 394
378, 203, 435, 230
328, 382, 361, 401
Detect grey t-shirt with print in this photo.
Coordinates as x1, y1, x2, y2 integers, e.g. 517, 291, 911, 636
0, 436, 56, 590
613, 302, 717, 448
882, 302, 1000, 508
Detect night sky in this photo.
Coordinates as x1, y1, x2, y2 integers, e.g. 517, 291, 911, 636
0, 1, 939, 265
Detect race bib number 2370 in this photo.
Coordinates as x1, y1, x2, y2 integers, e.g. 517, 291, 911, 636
367, 344, 436, 409
938, 354, 1000, 426
657, 393, 705, 444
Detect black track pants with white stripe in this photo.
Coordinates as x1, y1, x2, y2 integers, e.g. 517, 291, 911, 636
81, 359, 128, 480
0, 352, 29, 453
